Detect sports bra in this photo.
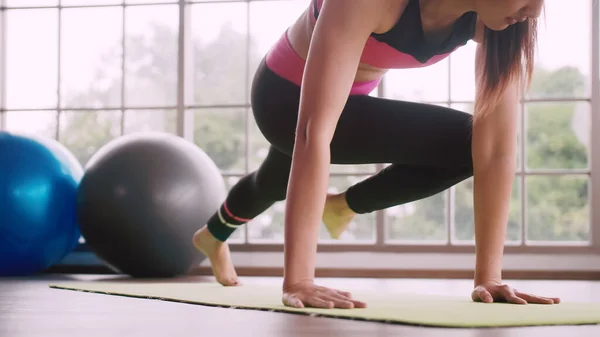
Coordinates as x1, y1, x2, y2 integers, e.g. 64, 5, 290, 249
310, 0, 478, 69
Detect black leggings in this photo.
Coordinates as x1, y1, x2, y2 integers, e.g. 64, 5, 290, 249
207, 59, 474, 241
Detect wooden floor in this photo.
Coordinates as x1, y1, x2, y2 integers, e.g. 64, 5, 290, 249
1, 274, 600, 337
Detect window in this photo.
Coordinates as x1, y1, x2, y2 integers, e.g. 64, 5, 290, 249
1, 0, 598, 272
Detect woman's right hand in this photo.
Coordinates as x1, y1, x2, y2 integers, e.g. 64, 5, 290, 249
282, 280, 367, 309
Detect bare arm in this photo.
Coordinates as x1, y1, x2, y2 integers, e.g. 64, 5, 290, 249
466, 22, 561, 306
283, 0, 385, 289
472, 41, 520, 286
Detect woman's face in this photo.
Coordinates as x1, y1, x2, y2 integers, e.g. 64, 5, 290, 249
475, 0, 544, 30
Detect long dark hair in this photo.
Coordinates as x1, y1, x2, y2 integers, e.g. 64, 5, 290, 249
474, 17, 539, 121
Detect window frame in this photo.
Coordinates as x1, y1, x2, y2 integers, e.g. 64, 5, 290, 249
1, 0, 599, 272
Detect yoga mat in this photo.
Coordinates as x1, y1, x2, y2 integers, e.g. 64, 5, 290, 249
50, 281, 600, 328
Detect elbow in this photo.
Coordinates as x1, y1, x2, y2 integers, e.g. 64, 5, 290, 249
296, 121, 310, 147
472, 143, 517, 172
472, 126, 518, 171
295, 119, 333, 150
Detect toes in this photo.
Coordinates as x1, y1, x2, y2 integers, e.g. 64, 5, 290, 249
218, 277, 241, 287
225, 279, 240, 287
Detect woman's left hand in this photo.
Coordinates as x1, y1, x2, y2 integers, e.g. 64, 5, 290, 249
471, 281, 561, 305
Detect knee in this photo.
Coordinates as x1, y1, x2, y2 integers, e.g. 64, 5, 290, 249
460, 124, 474, 171
462, 142, 474, 171
438, 111, 474, 171
459, 149, 473, 177
444, 155, 473, 182
462, 162, 474, 177
444, 135, 472, 172
253, 168, 289, 202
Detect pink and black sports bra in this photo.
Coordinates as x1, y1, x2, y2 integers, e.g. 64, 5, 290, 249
310, 0, 478, 69
265, 0, 478, 95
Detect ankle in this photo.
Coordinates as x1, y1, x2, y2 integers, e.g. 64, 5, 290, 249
333, 192, 355, 216
195, 226, 220, 245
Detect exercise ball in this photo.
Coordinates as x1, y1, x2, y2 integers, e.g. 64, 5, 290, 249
77, 132, 226, 278
0, 132, 83, 276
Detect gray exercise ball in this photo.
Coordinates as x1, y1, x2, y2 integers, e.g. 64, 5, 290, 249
77, 132, 226, 278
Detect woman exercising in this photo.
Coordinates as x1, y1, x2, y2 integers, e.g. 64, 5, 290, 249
193, 0, 562, 309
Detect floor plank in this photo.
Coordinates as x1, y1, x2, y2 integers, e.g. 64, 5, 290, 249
1, 274, 599, 337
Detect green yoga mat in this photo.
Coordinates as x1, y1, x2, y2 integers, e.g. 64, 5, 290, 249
50, 281, 600, 328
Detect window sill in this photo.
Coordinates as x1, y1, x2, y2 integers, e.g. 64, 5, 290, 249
52, 250, 600, 280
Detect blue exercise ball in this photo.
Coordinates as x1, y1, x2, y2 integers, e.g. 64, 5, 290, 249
0, 131, 84, 276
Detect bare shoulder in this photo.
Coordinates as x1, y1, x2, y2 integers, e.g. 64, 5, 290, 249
472, 16, 486, 44
320, 0, 404, 34
373, 0, 410, 35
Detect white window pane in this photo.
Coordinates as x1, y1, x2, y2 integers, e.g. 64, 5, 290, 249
248, 0, 307, 82
248, 112, 270, 173
528, 0, 591, 99
6, 9, 58, 109
6, 0, 58, 7
5, 110, 57, 139
58, 110, 122, 166
449, 102, 473, 115
386, 191, 447, 243
526, 102, 590, 170
383, 59, 449, 102
125, 5, 179, 107
453, 177, 522, 243
61, 0, 121, 6
248, 200, 285, 243
193, 108, 246, 173
526, 175, 589, 243
449, 41, 477, 102
451, 1, 592, 102
123, 109, 176, 134
189, 2, 248, 106
126, 0, 176, 4
61, 7, 123, 109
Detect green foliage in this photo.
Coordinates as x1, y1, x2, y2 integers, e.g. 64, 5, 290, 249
526, 103, 588, 169
389, 65, 590, 243
526, 176, 589, 241
529, 66, 586, 98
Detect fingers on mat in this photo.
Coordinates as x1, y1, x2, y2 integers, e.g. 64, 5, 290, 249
515, 291, 560, 305
501, 288, 527, 305
283, 294, 305, 308
474, 288, 494, 303
306, 297, 335, 309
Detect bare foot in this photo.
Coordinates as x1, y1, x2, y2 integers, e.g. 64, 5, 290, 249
322, 192, 356, 239
192, 226, 240, 286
